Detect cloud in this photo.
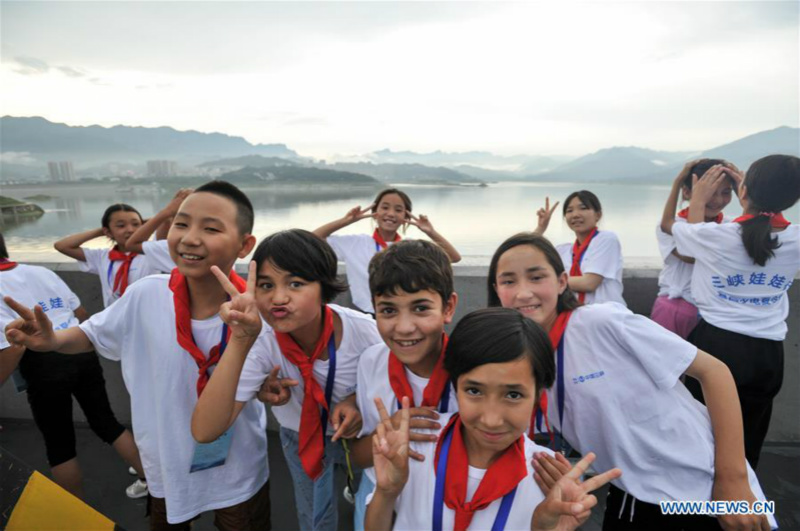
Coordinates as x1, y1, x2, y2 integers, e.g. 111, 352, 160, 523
12, 56, 49, 75
55, 65, 86, 78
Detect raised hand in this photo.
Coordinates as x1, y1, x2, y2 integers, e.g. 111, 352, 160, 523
535, 197, 560, 235
211, 261, 262, 341
373, 396, 411, 496
691, 165, 729, 206
330, 395, 363, 442
674, 159, 705, 187
407, 213, 434, 234
257, 366, 299, 406
3, 296, 59, 352
532, 452, 622, 531
532, 452, 573, 495
343, 204, 377, 225
721, 162, 745, 189
390, 407, 440, 461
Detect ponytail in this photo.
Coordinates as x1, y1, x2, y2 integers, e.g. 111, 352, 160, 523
739, 216, 780, 267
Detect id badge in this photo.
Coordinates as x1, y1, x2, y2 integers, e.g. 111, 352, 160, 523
190, 429, 233, 473
11, 368, 28, 393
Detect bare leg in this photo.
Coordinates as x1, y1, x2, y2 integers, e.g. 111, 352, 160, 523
112, 429, 144, 478
51, 457, 85, 499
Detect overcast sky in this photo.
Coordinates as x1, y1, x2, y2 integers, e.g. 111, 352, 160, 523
1, 1, 798, 159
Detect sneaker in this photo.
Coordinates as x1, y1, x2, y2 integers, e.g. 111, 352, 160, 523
128, 466, 137, 476
126, 479, 148, 499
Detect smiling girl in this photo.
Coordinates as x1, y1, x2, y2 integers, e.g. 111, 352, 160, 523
534, 192, 625, 306
313, 188, 461, 314
487, 232, 775, 530
364, 307, 621, 531
192, 229, 384, 531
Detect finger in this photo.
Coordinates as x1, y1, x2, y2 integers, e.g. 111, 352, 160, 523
550, 201, 560, 214
375, 415, 388, 448
691, 173, 699, 187
533, 459, 557, 487
374, 397, 391, 424
533, 472, 549, 493
409, 407, 440, 419
246, 261, 257, 294
545, 197, 550, 210
409, 449, 426, 462
548, 499, 589, 517
565, 452, 596, 480
267, 366, 281, 383
408, 418, 441, 431
409, 431, 439, 443
279, 378, 300, 388
580, 467, 622, 493
554, 451, 572, 473
398, 396, 410, 433
3, 296, 35, 321
33, 305, 51, 330
537, 455, 562, 483
210, 265, 240, 298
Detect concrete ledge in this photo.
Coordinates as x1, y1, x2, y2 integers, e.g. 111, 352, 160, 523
2, 264, 798, 442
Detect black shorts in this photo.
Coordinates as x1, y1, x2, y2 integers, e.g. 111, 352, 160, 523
19, 350, 126, 467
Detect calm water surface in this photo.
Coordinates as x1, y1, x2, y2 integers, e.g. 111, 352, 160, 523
4, 182, 799, 267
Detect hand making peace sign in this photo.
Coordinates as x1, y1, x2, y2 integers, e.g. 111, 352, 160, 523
535, 197, 560, 235
210, 261, 262, 342
3, 296, 58, 352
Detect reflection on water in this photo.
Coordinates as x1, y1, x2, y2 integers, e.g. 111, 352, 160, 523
4, 182, 799, 267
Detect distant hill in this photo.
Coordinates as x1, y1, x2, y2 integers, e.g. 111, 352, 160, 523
0, 116, 299, 167
198, 155, 299, 168
326, 162, 483, 185
697, 126, 800, 167
220, 165, 380, 185
367, 149, 573, 175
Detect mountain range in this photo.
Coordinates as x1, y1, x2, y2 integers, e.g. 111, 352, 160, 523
1, 116, 797, 185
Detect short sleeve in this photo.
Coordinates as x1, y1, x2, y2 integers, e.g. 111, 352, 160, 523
608, 305, 696, 390
235, 335, 277, 403
141, 240, 175, 273
581, 233, 622, 279
79, 248, 105, 274
656, 224, 678, 261
356, 355, 380, 437
672, 222, 715, 262
0, 305, 13, 349
326, 235, 364, 262
79, 292, 131, 361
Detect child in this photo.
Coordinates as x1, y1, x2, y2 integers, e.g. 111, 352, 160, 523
488, 232, 776, 530
191, 229, 384, 531
0, 232, 146, 500
5, 182, 271, 530
125, 188, 193, 268
313, 188, 462, 314
652, 159, 735, 339
534, 192, 625, 306
53, 193, 185, 307
364, 307, 622, 531
662, 154, 800, 469
349, 239, 460, 530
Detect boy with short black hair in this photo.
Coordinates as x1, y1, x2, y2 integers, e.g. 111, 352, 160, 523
4, 182, 271, 530
350, 239, 459, 530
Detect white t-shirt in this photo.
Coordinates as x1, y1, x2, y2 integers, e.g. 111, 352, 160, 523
80, 275, 269, 524
141, 239, 176, 273
79, 240, 174, 307
547, 303, 774, 517
367, 412, 553, 531
327, 234, 395, 313
0, 264, 81, 349
236, 304, 383, 434
356, 342, 459, 484
556, 231, 626, 306
672, 222, 799, 341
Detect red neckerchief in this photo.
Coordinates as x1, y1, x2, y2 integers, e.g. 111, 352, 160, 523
108, 246, 139, 296
388, 334, 449, 408
569, 228, 598, 303
0, 258, 18, 271
733, 212, 791, 228
275, 305, 335, 480
434, 414, 527, 531
372, 228, 401, 250
531, 311, 573, 441
168, 268, 245, 397
677, 208, 723, 224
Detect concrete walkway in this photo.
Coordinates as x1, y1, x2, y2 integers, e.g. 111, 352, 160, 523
1, 419, 798, 531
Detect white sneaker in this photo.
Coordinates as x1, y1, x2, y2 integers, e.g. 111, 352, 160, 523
128, 466, 137, 476
126, 478, 148, 499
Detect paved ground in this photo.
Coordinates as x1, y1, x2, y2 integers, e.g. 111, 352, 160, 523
1, 419, 798, 530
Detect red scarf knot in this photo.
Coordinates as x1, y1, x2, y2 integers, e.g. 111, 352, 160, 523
388, 334, 450, 408
108, 246, 139, 296
275, 305, 336, 480
169, 268, 246, 397
434, 414, 527, 531
372, 229, 401, 250
733, 212, 791, 229
677, 208, 723, 224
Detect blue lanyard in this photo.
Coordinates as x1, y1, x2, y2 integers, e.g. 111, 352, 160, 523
106, 260, 119, 294
375, 241, 381, 252
397, 382, 451, 413
191, 323, 229, 358
318, 336, 337, 433
433, 424, 516, 531
553, 337, 566, 452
